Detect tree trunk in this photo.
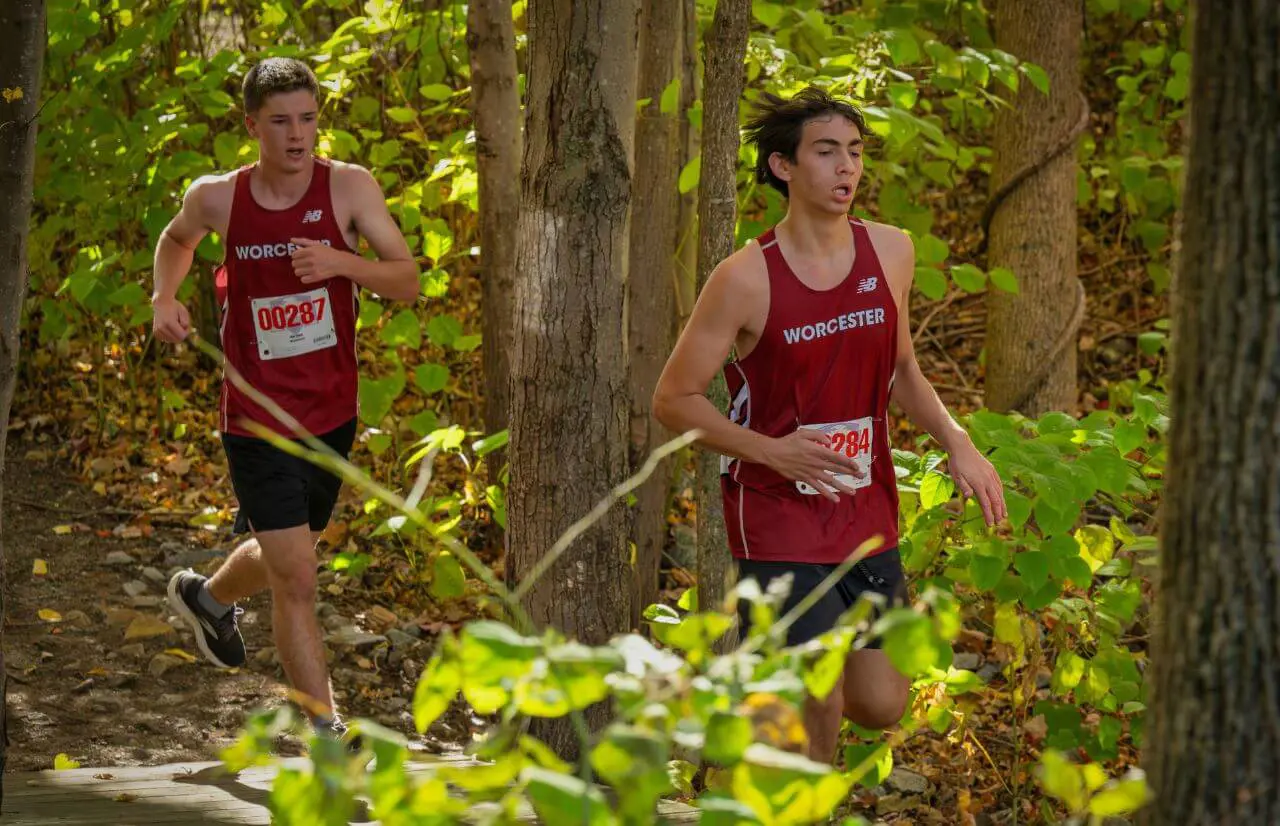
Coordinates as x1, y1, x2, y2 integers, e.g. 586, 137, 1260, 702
627, 0, 685, 622
0, 0, 46, 789
694, 0, 750, 623
468, 0, 521, 460
675, 0, 700, 331
984, 0, 1082, 416
508, 0, 640, 758
1141, 4, 1280, 824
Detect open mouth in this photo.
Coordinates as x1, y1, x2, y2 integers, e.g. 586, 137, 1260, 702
833, 184, 852, 198
286, 148, 306, 159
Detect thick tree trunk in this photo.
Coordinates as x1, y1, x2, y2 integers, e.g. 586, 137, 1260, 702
1141, 4, 1280, 824
627, 0, 684, 622
0, 0, 46, 789
694, 0, 750, 622
984, 0, 1082, 415
468, 0, 521, 459
508, 0, 640, 758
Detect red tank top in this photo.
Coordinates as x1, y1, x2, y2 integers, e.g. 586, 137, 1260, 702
214, 158, 359, 438
721, 218, 899, 564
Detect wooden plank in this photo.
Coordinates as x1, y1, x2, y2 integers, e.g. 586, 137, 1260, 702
2, 758, 700, 824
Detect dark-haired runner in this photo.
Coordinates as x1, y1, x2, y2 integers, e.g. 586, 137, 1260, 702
653, 87, 1006, 762
152, 57, 419, 742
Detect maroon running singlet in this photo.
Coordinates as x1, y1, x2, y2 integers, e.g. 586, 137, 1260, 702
214, 158, 359, 438
722, 217, 899, 564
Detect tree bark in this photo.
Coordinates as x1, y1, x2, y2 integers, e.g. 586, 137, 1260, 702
468, 0, 521, 460
1141, 3, 1280, 824
508, 0, 640, 758
984, 0, 1082, 416
694, 0, 750, 623
675, 0, 700, 331
627, 0, 685, 622
0, 0, 46, 789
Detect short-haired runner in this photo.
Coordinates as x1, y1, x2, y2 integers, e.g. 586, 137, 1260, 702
653, 87, 1006, 762
151, 57, 420, 744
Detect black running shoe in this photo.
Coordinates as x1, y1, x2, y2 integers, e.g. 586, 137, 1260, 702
312, 713, 367, 758
166, 569, 247, 668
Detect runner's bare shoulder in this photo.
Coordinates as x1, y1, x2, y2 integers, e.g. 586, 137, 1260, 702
859, 220, 914, 293
183, 172, 237, 234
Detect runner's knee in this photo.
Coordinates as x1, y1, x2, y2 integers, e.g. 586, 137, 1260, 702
844, 683, 909, 730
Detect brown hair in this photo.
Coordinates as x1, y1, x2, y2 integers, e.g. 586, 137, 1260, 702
744, 86, 872, 197
242, 57, 318, 114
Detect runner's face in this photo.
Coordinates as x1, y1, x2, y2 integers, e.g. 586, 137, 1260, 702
246, 90, 319, 173
773, 116, 864, 214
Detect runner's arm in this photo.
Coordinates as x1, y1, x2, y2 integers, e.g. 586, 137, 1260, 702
337, 166, 420, 302
886, 231, 1006, 524
652, 255, 862, 501
151, 178, 217, 342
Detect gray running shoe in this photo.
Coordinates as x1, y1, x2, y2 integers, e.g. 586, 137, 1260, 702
166, 569, 246, 668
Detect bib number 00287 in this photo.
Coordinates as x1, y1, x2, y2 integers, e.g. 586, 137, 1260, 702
251, 287, 338, 361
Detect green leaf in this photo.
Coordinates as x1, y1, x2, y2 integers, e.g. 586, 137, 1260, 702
883, 28, 921, 66
430, 551, 465, 599
734, 745, 853, 824
1038, 750, 1087, 812
914, 234, 949, 265
380, 309, 421, 348
522, 767, 615, 826
1005, 490, 1032, 529
950, 263, 987, 293
420, 83, 454, 102
844, 743, 893, 787
659, 77, 680, 115
1051, 651, 1086, 694
413, 363, 450, 394
53, 753, 81, 770
1088, 772, 1150, 816
357, 367, 406, 426
409, 410, 439, 437
705, 712, 754, 765
426, 314, 462, 348
385, 106, 417, 123
108, 282, 147, 307
989, 267, 1019, 293
357, 298, 384, 329
1014, 551, 1050, 591
452, 333, 482, 352
678, 155, 700, 194
803, 628, 854, 700
413, 635, 461, 732
473, 429, 509, 457
878, 610, 948, 677
914, 266, 948, 300
1022, 63, 1050, 95
919, 471, 954, 510
969, 553, 1007, 592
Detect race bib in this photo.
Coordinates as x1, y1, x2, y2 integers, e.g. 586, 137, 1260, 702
796, 416, 874, 496
250, 288, 337, 361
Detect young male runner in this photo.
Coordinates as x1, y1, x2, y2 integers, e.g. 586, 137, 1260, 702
653, 87, 1006, 762
151, 58, 419, 739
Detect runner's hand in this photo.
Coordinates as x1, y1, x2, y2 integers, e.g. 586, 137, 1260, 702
759, 428, 866, 503
152, 296, 190, 343
949, 443, 1006, 526
291, 237, 354, 284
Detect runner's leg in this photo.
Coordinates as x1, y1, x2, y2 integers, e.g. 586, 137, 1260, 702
206, 530, 323, 605
841, 650, 910, 729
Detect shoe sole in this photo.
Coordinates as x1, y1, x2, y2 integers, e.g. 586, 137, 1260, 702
166, 573, 236, 669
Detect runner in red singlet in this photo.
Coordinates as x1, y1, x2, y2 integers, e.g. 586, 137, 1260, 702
654, 87, 1006, 762
150, 58, 419, 744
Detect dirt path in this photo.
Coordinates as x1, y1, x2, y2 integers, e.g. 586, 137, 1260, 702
2, 436, 466, 772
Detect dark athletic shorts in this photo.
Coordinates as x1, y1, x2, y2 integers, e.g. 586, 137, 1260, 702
222, 418, 357, 535
735, 548, 909, 648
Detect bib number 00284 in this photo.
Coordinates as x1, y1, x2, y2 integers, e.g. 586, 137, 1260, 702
795, 416, 874, 496
251, 287, 338, 361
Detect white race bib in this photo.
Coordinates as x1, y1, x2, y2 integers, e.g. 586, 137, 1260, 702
250, 288, 337, 361
796, 416, 874, 496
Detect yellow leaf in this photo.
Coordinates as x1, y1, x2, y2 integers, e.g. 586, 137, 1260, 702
87, 667, 109, 677
2, 87, 23, 103
163, 648, 197, 663
53, 753, 80, 770
52, 525, 72, 535
38, 609, 63, 623
32, 559, 48, 576
93, 482, 107, 495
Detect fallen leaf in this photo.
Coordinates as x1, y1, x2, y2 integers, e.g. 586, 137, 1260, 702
163, 648, 197, 663
53, 753, 80, 770
87, 667, 110, 677
93, 482, 107, 495
52, 525, 72, 536
32, 559, 47, 576
115, 793, 137, 803
38, 609, 63, 623
123, 616, 175, 641
94, 773, 115, 780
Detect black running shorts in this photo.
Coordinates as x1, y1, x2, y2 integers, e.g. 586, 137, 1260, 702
735, 548, 909, 648
222, 418, 357, 535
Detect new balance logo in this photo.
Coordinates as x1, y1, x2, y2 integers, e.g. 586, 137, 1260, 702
856, 277, 877, 294
302, 209, 324, 223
